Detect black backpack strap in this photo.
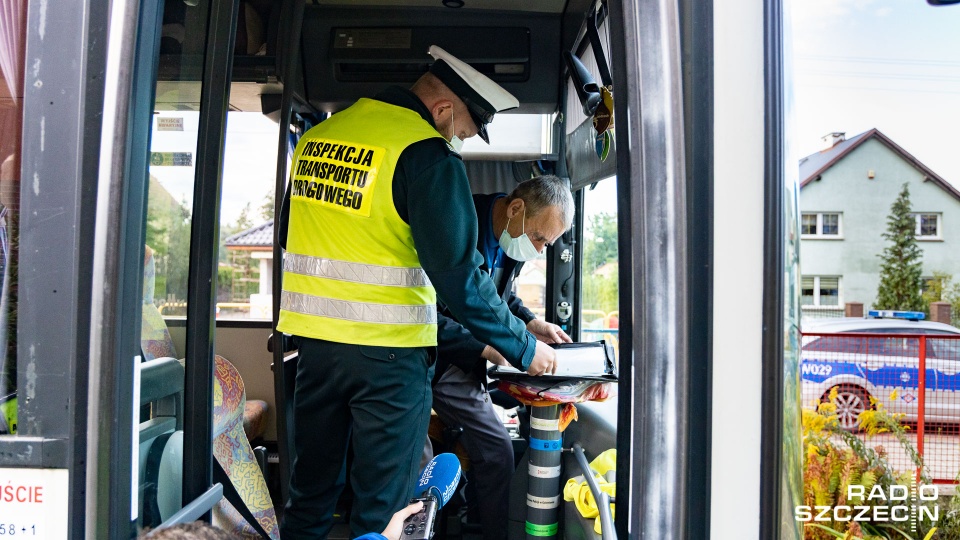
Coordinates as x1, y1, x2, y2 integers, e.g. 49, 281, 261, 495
213, 458, 272, 540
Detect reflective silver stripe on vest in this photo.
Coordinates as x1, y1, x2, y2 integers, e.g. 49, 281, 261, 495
284, 253, 431, 288
281, 290, 437, 325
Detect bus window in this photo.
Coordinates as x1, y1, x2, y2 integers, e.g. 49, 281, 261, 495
148, 112, 200, 321
148, 111, 278, 321
580, 177, 618, 350
137, 0, 213, 527
218, 113, 279, 320
0, 0, 24, 436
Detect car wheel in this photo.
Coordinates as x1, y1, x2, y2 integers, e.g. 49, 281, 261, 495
824, 385, 871, 432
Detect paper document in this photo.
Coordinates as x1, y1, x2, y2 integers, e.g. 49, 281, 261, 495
494, 344, 610, 378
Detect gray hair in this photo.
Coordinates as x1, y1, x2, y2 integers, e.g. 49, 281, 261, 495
506, 175, 575, 230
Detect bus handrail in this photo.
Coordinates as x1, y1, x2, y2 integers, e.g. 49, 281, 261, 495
150, 484, 224, 533
572, 443, 617, 540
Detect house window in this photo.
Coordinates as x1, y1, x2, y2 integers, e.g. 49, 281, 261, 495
912, 213, 941, 240
800, 213, 842, 238
801, 276, 841, 307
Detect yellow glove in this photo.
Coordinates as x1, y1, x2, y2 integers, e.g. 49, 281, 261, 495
589, 449, 617, 477
563, 476, 584, 503
564, 449, 618, 534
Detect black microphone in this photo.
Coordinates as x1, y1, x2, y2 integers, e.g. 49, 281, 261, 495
400, 453, 462, 540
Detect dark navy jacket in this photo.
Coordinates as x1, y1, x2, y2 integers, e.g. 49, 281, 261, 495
434, 193, 537, 385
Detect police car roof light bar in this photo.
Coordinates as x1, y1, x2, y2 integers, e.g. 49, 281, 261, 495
867, 310, 926, 321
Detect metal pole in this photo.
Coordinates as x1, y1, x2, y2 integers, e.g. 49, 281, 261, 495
917, 335, 926, 483
182, 0, 240, 515
608, 0, 689, 536
572, 444, 616, 540
271, 0, 305, 504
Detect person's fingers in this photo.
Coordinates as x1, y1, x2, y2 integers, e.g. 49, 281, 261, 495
403, 501, 424, 518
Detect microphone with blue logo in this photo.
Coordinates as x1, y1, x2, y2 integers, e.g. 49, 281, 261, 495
400, 453, 462, 540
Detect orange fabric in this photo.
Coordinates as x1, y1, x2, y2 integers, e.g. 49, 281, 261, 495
558, 403, 578, 431
242, 400, 268, 442
496, 380, 614, 405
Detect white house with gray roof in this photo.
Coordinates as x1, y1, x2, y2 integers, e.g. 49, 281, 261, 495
799, 129, 960, 318
224, 220, 274, 318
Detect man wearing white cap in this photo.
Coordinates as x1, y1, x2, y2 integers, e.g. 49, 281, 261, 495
277, 46, 558, 539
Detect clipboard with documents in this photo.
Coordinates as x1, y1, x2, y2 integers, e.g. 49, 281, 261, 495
487, 341, 617, 382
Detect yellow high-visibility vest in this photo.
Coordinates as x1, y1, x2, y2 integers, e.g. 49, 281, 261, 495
277, 98, 445, 347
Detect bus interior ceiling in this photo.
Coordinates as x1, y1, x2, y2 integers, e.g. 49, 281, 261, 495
155, 0, 606, 194
161, 1, 599, 121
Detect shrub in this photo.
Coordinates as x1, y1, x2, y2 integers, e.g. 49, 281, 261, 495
801, 388, 939, 539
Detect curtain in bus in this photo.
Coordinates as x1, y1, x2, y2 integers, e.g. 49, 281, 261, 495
0, 0, 26, 101
564, 16, 619, 191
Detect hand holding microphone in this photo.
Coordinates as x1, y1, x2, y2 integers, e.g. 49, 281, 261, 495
399, 453, 462, 540
380, 501, 424, 540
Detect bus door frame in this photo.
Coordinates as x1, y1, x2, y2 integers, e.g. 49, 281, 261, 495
606, 0, 714, 537
2, 0, 112, 537
7, 0, 243, 536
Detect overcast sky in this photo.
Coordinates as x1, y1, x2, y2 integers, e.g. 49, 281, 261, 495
151, 111, 278, 227
791, 0, 960, 184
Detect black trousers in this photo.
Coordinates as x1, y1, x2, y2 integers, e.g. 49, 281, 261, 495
432, 366, 514, 540
280, 338, 434, 539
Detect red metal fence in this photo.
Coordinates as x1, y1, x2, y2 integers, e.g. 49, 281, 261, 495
801, 331, 960, 483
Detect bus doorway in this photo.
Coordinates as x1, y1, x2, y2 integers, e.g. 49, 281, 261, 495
0, 0, 802, 539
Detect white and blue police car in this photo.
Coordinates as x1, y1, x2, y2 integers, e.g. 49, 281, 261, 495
801, 310, 960, 431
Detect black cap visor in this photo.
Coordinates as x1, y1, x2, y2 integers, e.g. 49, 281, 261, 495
463, 98, 491, 143
430, 59, 495, 144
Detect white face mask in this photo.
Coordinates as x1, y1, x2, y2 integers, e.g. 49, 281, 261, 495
498, 207, 541, 261
448, 109, 464, 153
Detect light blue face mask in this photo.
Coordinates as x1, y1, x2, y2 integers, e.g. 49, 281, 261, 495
448, 109, 464, 153
499, 207, 540, 261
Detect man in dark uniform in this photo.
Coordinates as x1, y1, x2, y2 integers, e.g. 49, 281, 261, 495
432, 175, 574, 540
278, 46, 559, 539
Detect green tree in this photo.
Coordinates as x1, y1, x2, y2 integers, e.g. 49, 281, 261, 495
875, 183, 924, 312
1, 212, 18, 402
259, 191, 275, 222
583, 213, 618, 272
220, 203, 253, 263
922, 271, 960, 327
234, 203, 254, 233
581, 212, 619, 321
163, 199, 193, 303
581, 273, 618, 314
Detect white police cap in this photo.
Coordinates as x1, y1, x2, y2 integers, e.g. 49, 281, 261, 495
428, 45, 519, 143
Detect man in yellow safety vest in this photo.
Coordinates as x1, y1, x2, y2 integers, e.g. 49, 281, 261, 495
277, 45, 559, 539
